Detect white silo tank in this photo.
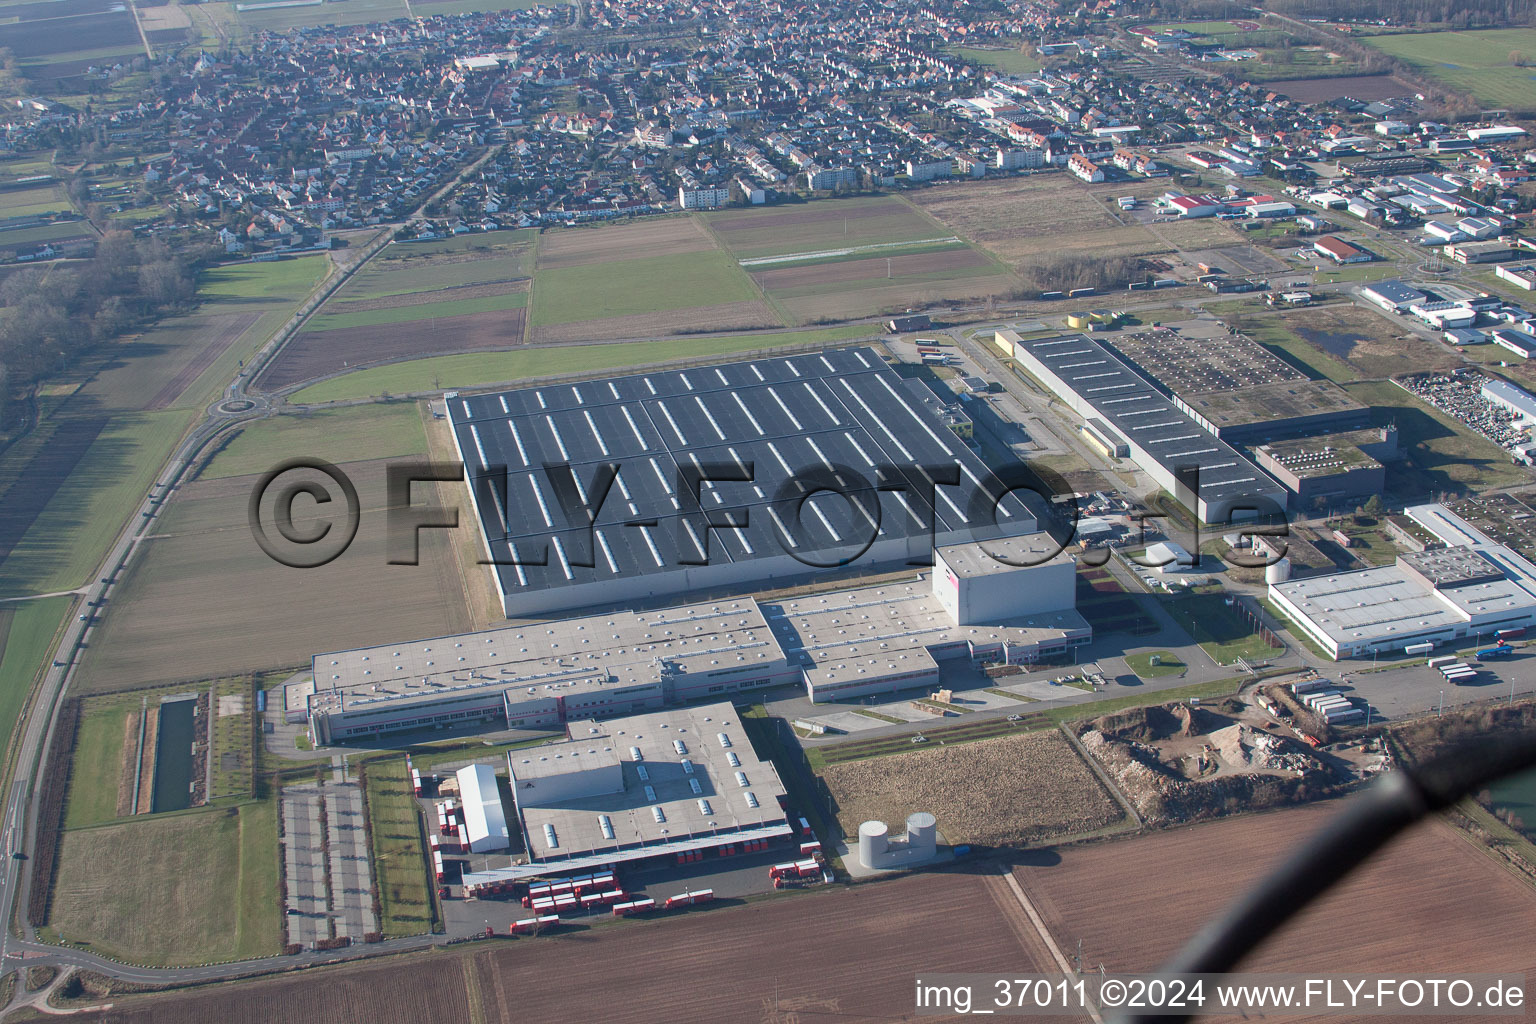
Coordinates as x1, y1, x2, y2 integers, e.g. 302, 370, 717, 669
905, 811, 937, 856
1266, 557, 1292, 585
858, 820, 889, 869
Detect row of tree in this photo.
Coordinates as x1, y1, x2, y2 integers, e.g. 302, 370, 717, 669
0, 232, 207, 428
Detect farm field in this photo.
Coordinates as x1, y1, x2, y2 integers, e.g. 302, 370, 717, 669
0, 409, 194, 599
202, 403, 429, 480
750, 245, 1015, 322
82, 255, 328, 413
908, 176, 1165, 265
1362, 29, 1536, 109
819, 729, 1126, 848
288, 327, 875, 403
1016, 803, 1536, 1002
257, 306, 528, 390
946, 45, 1042, 75
706, 196, 948, 260
0, 255, 327, 599
0, 597, 70, 758
72, 869, 1071, 1023
72, 951, 474, 1023
302, 289, 527, 332
338, 233, 532, 300
195, 0, 409, 37
71, 456, 472, 691
529, 249, 768, 327
1271, 74, 1417, 103
537, 217, 713, 269
47, 800, 280, 966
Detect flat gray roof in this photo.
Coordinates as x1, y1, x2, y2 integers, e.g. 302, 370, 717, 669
305, 597, 781, 717
513, 703, 787, 861
763, 579, 1089, 690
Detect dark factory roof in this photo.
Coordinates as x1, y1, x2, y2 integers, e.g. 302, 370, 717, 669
447, 347, 1038, 604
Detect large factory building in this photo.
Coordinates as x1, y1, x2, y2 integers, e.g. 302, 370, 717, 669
459, 702, 794, 885
996, 330, 1286, 524
293, 535, 1089, 742
446, 347, 1040, 618
1267, 503, 1536, 658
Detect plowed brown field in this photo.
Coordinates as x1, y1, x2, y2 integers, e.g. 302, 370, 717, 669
73, 870, 1080, 1024
1016, 802, 1536, 1022
537, 217, 715, 269
256, 308, 526, 390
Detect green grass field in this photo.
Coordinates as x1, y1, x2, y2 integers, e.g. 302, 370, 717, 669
0, 220, 91, 250
202, 403, 430, 479
530, 250, 760, 326
364, 759, 434, 937
0, 597, 69, 758
290, 326, 877, 402
946, 46, 1041, 75
49, 801, 280, 966
303, 290, 527, 332
0, 184, 71, 219
1363, 29, 1536, 109
1163, 591, 1281, 665
0, 410, 195, 599
1125, 651, 1186, 678
200, 256, 328, 300
63, 696, 135, 831
1244, 312, 1360, 384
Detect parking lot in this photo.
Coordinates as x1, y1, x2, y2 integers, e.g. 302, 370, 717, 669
439, 838, 808, 938
281, 782, 379, 946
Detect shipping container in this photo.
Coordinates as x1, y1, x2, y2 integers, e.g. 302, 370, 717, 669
1427, 655, 1459, 670
798, 817, 812, 836
1293, 678, 1333, 695
1497, 628, 1526, 641
1403, 642, 1435, 655
799, 841, 821, 856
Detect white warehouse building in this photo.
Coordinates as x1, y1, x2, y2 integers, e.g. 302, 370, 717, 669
1267, 503, 1536, 658
456, 763, 511, 853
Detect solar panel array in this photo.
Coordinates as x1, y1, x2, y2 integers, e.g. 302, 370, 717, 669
449, 347, 1037, 606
